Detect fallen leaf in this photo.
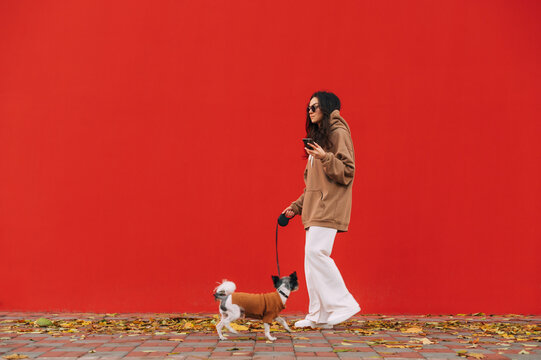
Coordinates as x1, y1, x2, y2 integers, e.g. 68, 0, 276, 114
518, 350, 530, 355
403, 327, 423, 333
3, 355, 29, 359
411, 337, 434, 345
34, 318, 53, 327
230, 323, 248, 331
341, 342, 352, 346
468, 353, 485, 359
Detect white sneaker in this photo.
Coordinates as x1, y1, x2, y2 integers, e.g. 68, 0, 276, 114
294, 319, 315, 328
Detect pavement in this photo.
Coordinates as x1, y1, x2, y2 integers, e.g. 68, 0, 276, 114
1, 312, 540, 359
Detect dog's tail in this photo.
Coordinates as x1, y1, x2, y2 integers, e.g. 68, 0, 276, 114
213, 280, 236, 301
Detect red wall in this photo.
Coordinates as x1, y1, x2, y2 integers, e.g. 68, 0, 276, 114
1, 0, 540, 314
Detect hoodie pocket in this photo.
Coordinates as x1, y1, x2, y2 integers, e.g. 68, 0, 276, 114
303, 190, 326, 220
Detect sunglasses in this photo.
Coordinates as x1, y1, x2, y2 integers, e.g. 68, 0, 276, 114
307, 104, 320, 113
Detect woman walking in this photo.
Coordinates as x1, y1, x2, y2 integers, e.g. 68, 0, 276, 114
282, 91, 360, 328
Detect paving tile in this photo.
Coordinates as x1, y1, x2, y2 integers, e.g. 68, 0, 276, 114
1, 313, 540, 359
295, 347, 333, 352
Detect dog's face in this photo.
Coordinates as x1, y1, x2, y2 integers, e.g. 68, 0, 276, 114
272, 271, 299, 292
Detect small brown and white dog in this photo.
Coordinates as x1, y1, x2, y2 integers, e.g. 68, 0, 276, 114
213, 272, 299, 341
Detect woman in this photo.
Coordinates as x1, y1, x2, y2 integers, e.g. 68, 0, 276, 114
282, 91, 360, 328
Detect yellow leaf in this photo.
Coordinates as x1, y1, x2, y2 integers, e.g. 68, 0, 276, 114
230, 323, 248, 331
468, 353, 485, 359
411, 337, 434, 345
519, 350, 530, 355
3, 355, 29, 359
403, 327, 423, 333
341, 342, 352, 346
183, 322, 194, 329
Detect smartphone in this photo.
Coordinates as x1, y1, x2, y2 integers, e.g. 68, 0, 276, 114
303, 138, 315, 148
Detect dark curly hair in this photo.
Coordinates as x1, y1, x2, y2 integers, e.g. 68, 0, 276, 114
304, 91, 341, 157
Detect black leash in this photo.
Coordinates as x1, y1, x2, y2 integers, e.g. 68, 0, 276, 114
275, 223, 280, 277
275, 213, 290, 277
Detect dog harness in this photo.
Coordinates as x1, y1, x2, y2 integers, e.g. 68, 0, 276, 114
231, 292, 285, 323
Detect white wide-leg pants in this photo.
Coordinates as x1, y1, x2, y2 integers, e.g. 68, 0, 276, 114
304, 226, 360, 325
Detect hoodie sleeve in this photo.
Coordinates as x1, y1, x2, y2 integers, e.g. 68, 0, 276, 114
290, 192, 304, 215
290, 166, 308, 215
321, 128, 355, 185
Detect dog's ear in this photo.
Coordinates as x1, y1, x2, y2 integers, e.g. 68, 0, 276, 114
290, 271, 297, 281
272, 275, 280, 288
289, 271, 299, 290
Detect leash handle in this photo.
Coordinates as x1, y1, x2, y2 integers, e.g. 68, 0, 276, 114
275, 223, 280, 277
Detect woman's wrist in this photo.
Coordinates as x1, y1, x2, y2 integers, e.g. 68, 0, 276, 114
319, 152, 329, 161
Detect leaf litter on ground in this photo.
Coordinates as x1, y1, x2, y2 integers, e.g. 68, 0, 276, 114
0, 314, 539, 348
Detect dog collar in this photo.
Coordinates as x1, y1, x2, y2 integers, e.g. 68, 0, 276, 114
278, 289, 289, 299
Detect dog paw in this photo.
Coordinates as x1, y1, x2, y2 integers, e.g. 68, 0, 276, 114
267, 336, 277, 341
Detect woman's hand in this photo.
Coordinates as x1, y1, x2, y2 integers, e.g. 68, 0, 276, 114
305, 142, 326, 160
282, 206, 295, 218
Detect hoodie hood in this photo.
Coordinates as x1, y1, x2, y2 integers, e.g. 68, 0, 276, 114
329, 109, 351, 134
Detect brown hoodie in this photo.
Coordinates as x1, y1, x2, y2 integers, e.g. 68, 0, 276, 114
290, 110, 355, 232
